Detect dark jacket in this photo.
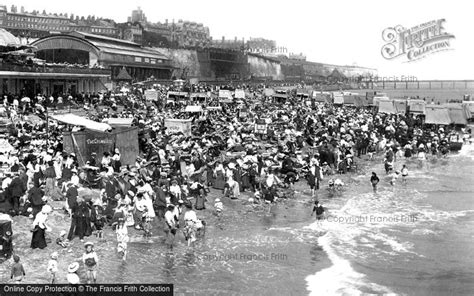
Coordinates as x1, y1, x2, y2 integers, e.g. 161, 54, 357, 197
8, 177, 26, 198
28, 187, 45, 207
154, 187, 167, 208
66, 186, 78, 209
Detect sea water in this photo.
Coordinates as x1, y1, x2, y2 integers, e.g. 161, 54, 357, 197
306, 144, 474, 296
17, 145, 471, 295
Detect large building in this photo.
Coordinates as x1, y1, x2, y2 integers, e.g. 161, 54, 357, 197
0, 28, 109, 97
128, 7, 147, 24
70, 18, 118, 38
0, 5, 72, 39
0, 5, 120, 40
126, 7, 210, 48
171, 20, 210, 47
117, 22, 143, 44
31, 31, 173, 81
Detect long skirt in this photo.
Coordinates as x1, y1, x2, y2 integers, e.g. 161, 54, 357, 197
195, 194, 205, 210
44, 178, 56, 196
74, 217, 87, 239
31, 227, 47, 249
213, 171, 226, 190
241, 174, 251, 191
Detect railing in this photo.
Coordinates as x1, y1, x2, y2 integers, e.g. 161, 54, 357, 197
0, 63, 110, 75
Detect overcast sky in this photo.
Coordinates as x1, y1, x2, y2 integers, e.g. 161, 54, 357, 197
4, 0, 473, 79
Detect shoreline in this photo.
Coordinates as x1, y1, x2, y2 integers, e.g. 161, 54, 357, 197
0, 152, 392, 287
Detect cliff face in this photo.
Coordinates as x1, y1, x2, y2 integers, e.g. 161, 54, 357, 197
156, 48, 203, 78
154, 47, 376, 81
247, 54, 284, 80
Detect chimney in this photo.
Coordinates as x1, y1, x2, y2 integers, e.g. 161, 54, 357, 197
20, 6, 24, 13
234, 36, 237, 42
222, 36, 225, 42
165, 19, 168, 25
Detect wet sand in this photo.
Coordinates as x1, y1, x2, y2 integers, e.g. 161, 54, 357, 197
0, 157, 374, 290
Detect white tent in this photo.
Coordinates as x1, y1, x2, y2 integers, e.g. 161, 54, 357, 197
185, 105, 203, 113
102, 118, 134, 126
51, 114, 112, 132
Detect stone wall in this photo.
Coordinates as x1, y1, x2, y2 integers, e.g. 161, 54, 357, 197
247, 54, 284, 80
154, 47, 376, 81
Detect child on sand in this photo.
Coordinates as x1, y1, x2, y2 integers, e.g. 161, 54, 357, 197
10, 255, 26, 283
214, 198, 223, 216
56, 230, 70, 248
141, 207, 153, 238
390, 171, 400, 186
311, 200, 325, 226
82, 242, 98, 284
47, 252, 58, 284
401, 165, 408, 183
115, 218, 129, 260
66, 262, 80, 284
370, 172, 380, 192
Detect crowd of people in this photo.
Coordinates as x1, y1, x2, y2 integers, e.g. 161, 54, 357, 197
0, 80, 470, 284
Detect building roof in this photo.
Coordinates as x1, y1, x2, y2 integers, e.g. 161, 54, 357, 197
425, 106, 451, 125
446, 105, 467, 125
393, 99, 407, 114
407, 99, 426, 114
69, 31, 140, 47
0, 28, 21, 47
378, 100, 395, 114
31, 33, 170, 67
69, 31, 169, 61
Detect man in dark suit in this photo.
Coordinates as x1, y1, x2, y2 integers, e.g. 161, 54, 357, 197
27, 183, 45, 219
66, 182, 78, 217
7, 173, 27, 216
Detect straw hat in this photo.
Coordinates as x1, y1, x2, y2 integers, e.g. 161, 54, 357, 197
68, 262, 80, 273
41, 205, 52, 214
51, 252, 58, 259
84, 241, 94, 248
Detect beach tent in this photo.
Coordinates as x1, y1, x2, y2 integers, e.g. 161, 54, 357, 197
407, 99, 426, 115
144, 89, 159, 101
343, 95, 356, 105
102, 118, 134, 127
425, 106, 452, 125
378, 100, 396, 114
446, 104, 467, 125
462, 101, 474, 119
373, 96, 390, 107
51, 114, 112, 132
354, 95, 369, 107
206, 106, 222, 111
333, 93, 344, 105
234, 89, 245, 99
190, 93, 208, 104
296, 89, 310, 99
62, 128, 138, 166
263, 88, 275, 97
272, 93, 288, 103
167, 91, 188, 104
393, 99, 407, 114
185, 105, 203, 113
218, 90, 233, 100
